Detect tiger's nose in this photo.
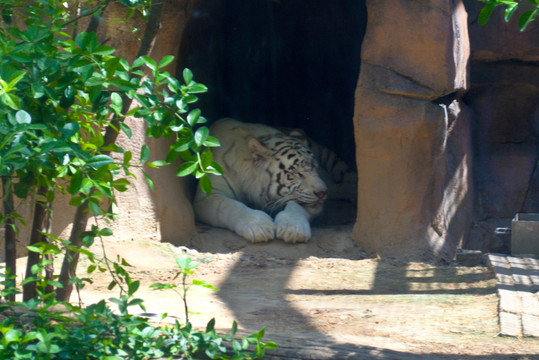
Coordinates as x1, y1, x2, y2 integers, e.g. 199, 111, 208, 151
314, 190, 327, 200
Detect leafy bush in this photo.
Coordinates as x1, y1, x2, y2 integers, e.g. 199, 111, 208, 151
478, 0, 538, 31
0, 256, 276, 359
0, 0, 223, 302
0, 0, 274, 358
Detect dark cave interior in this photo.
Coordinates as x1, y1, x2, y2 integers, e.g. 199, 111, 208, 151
177, 0, 367, 167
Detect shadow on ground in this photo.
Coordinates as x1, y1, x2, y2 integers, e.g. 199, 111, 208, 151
191, 224, 537, 359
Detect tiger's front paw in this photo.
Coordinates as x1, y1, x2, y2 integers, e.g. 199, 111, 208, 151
234, 210, 276, 243
275, 211, 311, 243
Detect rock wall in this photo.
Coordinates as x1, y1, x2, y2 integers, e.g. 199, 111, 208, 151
462, 1, 539, 252
4, 0, 537, 261
0, 0, 199, 260
93, 0, 200, 246
352, 0, 471, 260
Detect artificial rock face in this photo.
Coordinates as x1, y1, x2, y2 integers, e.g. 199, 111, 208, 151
50, 0, 201, 247
6, 0, 537, 262
463, 0, 539, 252
352, 0, 471, 260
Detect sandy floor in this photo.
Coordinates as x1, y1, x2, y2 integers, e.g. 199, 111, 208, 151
68, 224, 539, 359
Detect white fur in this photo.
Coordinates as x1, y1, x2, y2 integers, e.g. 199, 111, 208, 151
193, 118, 326, 243
275, 201, 312, 243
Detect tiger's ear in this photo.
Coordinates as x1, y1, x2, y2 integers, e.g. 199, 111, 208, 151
289, 128, 306, 138
289, 128, 309, 146
247, 136, 270, 162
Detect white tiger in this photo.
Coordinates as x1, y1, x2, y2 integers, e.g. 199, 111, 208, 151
193, 118, 356, 243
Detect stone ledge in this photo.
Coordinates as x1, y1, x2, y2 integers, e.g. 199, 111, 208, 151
486, 254, 539, 338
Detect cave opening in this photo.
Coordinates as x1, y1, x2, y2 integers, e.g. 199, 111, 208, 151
177, 0, 367, 227
177, 0, 367, 168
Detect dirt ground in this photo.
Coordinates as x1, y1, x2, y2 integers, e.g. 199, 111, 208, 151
72, 224, 539, 359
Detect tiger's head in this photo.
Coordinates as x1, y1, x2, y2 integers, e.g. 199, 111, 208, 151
246, 130, 327, 217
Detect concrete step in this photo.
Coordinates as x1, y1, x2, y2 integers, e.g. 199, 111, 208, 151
486, 254, 539, 337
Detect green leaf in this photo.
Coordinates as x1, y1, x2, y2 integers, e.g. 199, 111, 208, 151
70, 171, 83, 195
206, 318, 216, 332
203, 136, 220, 147
128, 280, 140, 296
60, 85, 75, 108
109, 78, 137, 91
3, 328, 22, 344
200, 148, 213, 169
93, 45, 115, 56
158, 55, 175, 69
140, 144, 150, 163
21, 276, 39, 285
183, 68, 193, 84
176, 161, 197, 177
205, 161, 224, 176
188, 83, 208, 94
98, 227, 113, 236
255, 342, 265, 357
105, 58, 122, 80
149, 283, 176, 290
192, 279, 219, 291
69, 196, 85, 206
31, 83, 45, 98
15, 110, 31, 124
258, 327, 266, 340
111, 92, 123, 107
75, 32, 97, 51
148, 160, 169, 167
172, 136, 192, 153
232, 340, 242, 352
123, 150, 132, 164
183, 94, 199, 104
141, 56, 157, 71
518, 9, 537, 31
61, 122, 79, 139
478, 3, 496, 25
166, 147, 180, 163
133, 56, 146, 68
143, 171, 154, 190
194, 126, 209, 147
87, 154, 114, 169
199, 174, 212, 194
81, 231, 95, 247
120, 122, 132, 138
1, 93, 21, 110
176, 257, 198, 271
88, 201, 101, 216
504, 3, 518, 22
187, 108, 201, 126
22, 331, 38, 343
266, 341, 278, 350
112, 178, 130, 192
7, 70, 26, 89
71, 58, 93, 70
27, 246, 43, 254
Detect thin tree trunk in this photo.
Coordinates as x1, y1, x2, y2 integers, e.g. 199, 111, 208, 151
135, 0, 165, 60
56, 1, 166, 302
56, 202, 90, 301
23, 187, 51, 301
43, 208, 54, 295
86, 0, 111, 34
1, 177, 17, 302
